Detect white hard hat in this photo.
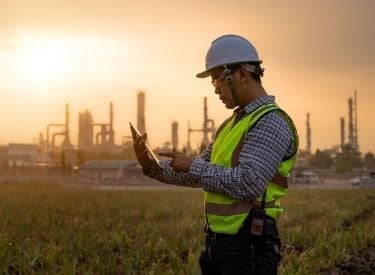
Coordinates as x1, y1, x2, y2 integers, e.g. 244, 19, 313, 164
196, 34, 261, 78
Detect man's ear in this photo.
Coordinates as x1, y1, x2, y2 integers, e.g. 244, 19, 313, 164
238, 68, 249, 83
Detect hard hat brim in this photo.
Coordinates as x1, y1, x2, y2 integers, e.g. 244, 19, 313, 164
196, 70, 211, 78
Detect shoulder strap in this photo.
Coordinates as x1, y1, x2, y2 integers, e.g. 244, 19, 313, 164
213, 115, 235, 141
231, 104, 280, 166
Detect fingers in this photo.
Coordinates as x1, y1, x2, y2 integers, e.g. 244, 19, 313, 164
133, 133, 147, 147
133, 134, 148, 156
167, 153, 183, 172
132, 133, 153, 170
170, 158, 180, 172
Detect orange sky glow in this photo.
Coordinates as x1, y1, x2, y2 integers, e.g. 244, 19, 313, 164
1, 0, 374, 153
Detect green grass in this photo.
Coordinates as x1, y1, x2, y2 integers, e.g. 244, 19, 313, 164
0, 182, 374, 274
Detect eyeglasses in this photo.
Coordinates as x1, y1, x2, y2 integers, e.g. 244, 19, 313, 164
211, 73, 227, 89
211, 66, 241, 89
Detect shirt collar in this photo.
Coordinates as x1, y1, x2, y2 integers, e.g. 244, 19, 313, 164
234, 95, 275, 116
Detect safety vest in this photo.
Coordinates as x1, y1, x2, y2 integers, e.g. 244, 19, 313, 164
205, 103, 298, 234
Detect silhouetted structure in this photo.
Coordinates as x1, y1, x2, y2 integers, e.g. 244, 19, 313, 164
306, 113, 311, 155
78, 110, 94, 151
340, 117, 345, 148
187, 97, 216, 153
46, 103, 73, 151
347, 90, 359, 151
137, 91, 146, 134
171, 121, 178, 151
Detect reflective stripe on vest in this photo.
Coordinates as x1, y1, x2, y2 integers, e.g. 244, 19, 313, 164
205, 200, 277, 216
205, 103, 298, 234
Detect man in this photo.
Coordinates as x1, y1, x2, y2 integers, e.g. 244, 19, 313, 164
133, 34, 298, 274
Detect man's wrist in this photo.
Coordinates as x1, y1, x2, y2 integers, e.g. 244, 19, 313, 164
188, 158, 205, 179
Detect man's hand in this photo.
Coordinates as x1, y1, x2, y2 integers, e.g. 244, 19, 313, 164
159, 152, 193, 173
133, 133, 154, 171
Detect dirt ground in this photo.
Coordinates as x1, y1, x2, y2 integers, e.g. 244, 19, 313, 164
319, 242, 375, 275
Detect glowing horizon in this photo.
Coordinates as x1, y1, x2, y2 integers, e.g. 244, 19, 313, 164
0, 0, 374, 153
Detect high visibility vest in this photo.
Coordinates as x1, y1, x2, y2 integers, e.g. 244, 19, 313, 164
205, 103, 299, 234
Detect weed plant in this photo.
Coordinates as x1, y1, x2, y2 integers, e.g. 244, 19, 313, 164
0, 182, 374, 274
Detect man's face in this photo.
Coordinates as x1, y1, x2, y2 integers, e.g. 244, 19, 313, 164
210, 67, 237, 109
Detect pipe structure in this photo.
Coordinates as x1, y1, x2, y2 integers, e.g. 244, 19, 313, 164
91, 103, 115, 146
52, 131, 67, 147
93, 124, 110, 145
46, 103, 72, 151
188, 97, 216, 152
46, 124, 65, 151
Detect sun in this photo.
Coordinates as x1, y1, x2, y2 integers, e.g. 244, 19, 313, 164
16, 35, 71, 84
21, 45, 70, 78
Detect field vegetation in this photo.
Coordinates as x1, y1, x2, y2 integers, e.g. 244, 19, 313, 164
0, 182, 374, 274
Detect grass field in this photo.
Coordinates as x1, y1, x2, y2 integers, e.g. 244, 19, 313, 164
0, 182, 374, 274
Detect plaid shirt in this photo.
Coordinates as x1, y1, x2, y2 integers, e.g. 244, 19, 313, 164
147, 95, 296, 202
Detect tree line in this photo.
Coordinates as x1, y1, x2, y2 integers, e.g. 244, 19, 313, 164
308, 144, 375, 173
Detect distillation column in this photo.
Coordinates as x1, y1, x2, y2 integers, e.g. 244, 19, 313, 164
306, 113, 311, 154
137, 91, 146, 134
78, 110, 94, 151
61, 103, 73, 149
340, 117, 345, 148
353, 89, 358, 150
348, 98, 355, 149
171, 121, 178, 151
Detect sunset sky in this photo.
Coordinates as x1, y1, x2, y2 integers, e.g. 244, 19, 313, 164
1, 0, 374, 153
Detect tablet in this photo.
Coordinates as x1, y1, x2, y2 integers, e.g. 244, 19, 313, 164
129, 122, 162, 168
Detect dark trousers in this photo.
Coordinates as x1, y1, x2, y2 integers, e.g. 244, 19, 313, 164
199, 218, 281, 275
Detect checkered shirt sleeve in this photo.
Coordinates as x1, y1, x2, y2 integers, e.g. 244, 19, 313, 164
146, 96, 296, 202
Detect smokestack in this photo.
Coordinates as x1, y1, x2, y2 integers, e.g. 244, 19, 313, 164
187, 120, 192, 153
65, 103, 69, 132
340, 117, 345, 148
109, 102, 114, 144
137, 91, 146, 134
353, 90, 358, 150
202, 97, 209, 146
306, 113, 311, 154
348, 97, 355, 148
171, 121, 178, 151
62, 103, 72, 148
